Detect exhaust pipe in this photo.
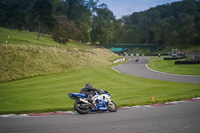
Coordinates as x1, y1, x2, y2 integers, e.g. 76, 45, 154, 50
79, 98, 96, 108
79, 98, 89, 103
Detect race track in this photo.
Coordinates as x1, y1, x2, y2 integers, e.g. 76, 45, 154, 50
1, 56, 200, 133
1, 100, 200, 133
113, 56, 200, 84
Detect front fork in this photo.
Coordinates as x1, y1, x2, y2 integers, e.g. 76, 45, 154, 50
107, 100, 115, 108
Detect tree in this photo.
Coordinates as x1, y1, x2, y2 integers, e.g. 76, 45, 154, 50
65, 0, 98, 43
178, 14, 199, 46
0, 0, 26, 30
0, 0, 38, 29
53, 0, 68, 15
7, 4, 25, 30
30, 0, 55, 40
0, 0, 8, 27
91, 4, 115, 45
111, 19, 123, 43
112, 0, 200, 49
52, 16, 80, 44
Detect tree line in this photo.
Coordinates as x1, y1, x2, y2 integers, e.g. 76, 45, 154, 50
112, 0, 200, 49
1, 0, 200, 48
0, 0, 115, 44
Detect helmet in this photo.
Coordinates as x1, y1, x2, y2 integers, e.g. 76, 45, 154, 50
85, 83, 93, 88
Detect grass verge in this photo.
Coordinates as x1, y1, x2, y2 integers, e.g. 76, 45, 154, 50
0, 44, 119, 82
0, 65, 199, 115
148, 57, 200, 76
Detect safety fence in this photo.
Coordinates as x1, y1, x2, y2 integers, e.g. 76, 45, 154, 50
113, 58, 125, 63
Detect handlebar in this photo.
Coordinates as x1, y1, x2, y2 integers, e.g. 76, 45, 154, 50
97, 89, 106, 95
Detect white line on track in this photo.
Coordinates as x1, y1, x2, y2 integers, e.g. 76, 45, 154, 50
111, 67, 121, 73
146, 64, 200, 77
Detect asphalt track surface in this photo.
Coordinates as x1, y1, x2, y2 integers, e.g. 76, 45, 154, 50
113, 56, 200, 84
1, 56, 200, 133
1, 100, 200, 133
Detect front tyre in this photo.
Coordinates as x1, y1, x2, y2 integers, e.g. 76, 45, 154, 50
107, 101, 117, 112
74, 101, 90, 114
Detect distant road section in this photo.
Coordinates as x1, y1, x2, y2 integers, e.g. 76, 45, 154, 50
113, 56, 200, 84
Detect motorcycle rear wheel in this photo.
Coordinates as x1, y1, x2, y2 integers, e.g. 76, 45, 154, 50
74, 101, 90, 114
107, 101, 117, 112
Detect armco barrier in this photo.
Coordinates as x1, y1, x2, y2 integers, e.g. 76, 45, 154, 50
113, 58, 125, 63
125, 54, 144, 56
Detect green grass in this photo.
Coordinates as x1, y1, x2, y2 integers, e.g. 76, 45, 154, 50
0, 27, 94, 50
0, 65, 199, 115
0, 27, 119, 82
0, 27, 98, 54
0, 44, 119, 82
0, 27, 59, 46
148, 57, 200, 75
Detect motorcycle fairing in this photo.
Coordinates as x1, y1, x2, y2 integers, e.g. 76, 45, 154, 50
68, 93, 87, 101
95, 99, 108, 111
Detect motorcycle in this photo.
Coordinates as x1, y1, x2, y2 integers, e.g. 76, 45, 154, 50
68, 90, 117, 114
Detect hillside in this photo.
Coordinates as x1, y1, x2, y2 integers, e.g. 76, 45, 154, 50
0, 27, 119, 82
112, 0, 200, 48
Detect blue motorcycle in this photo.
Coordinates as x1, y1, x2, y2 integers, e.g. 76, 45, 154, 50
68, 90, 117, 114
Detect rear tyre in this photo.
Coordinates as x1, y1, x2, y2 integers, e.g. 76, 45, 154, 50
107, 101, 117, 112
74, 101, 90, 114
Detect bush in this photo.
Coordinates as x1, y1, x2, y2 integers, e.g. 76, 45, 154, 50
175, 61, 200, 64
52, 16, 80, 44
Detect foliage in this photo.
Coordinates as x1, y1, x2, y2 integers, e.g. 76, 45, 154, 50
52, 16, 80, 44
30, 0, 55, 40
2, 0, 199, 47
66, 0, 91, 43
0, 0, 115, 44
0, 0, 37, 29
91, 4, 115, 44
112, 0, 200, 49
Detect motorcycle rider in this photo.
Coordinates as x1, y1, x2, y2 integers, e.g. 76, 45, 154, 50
80, 83, 99, 103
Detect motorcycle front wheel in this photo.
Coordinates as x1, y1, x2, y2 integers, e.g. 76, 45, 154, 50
107, 101, 117, 112
74, 101, 90, 114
